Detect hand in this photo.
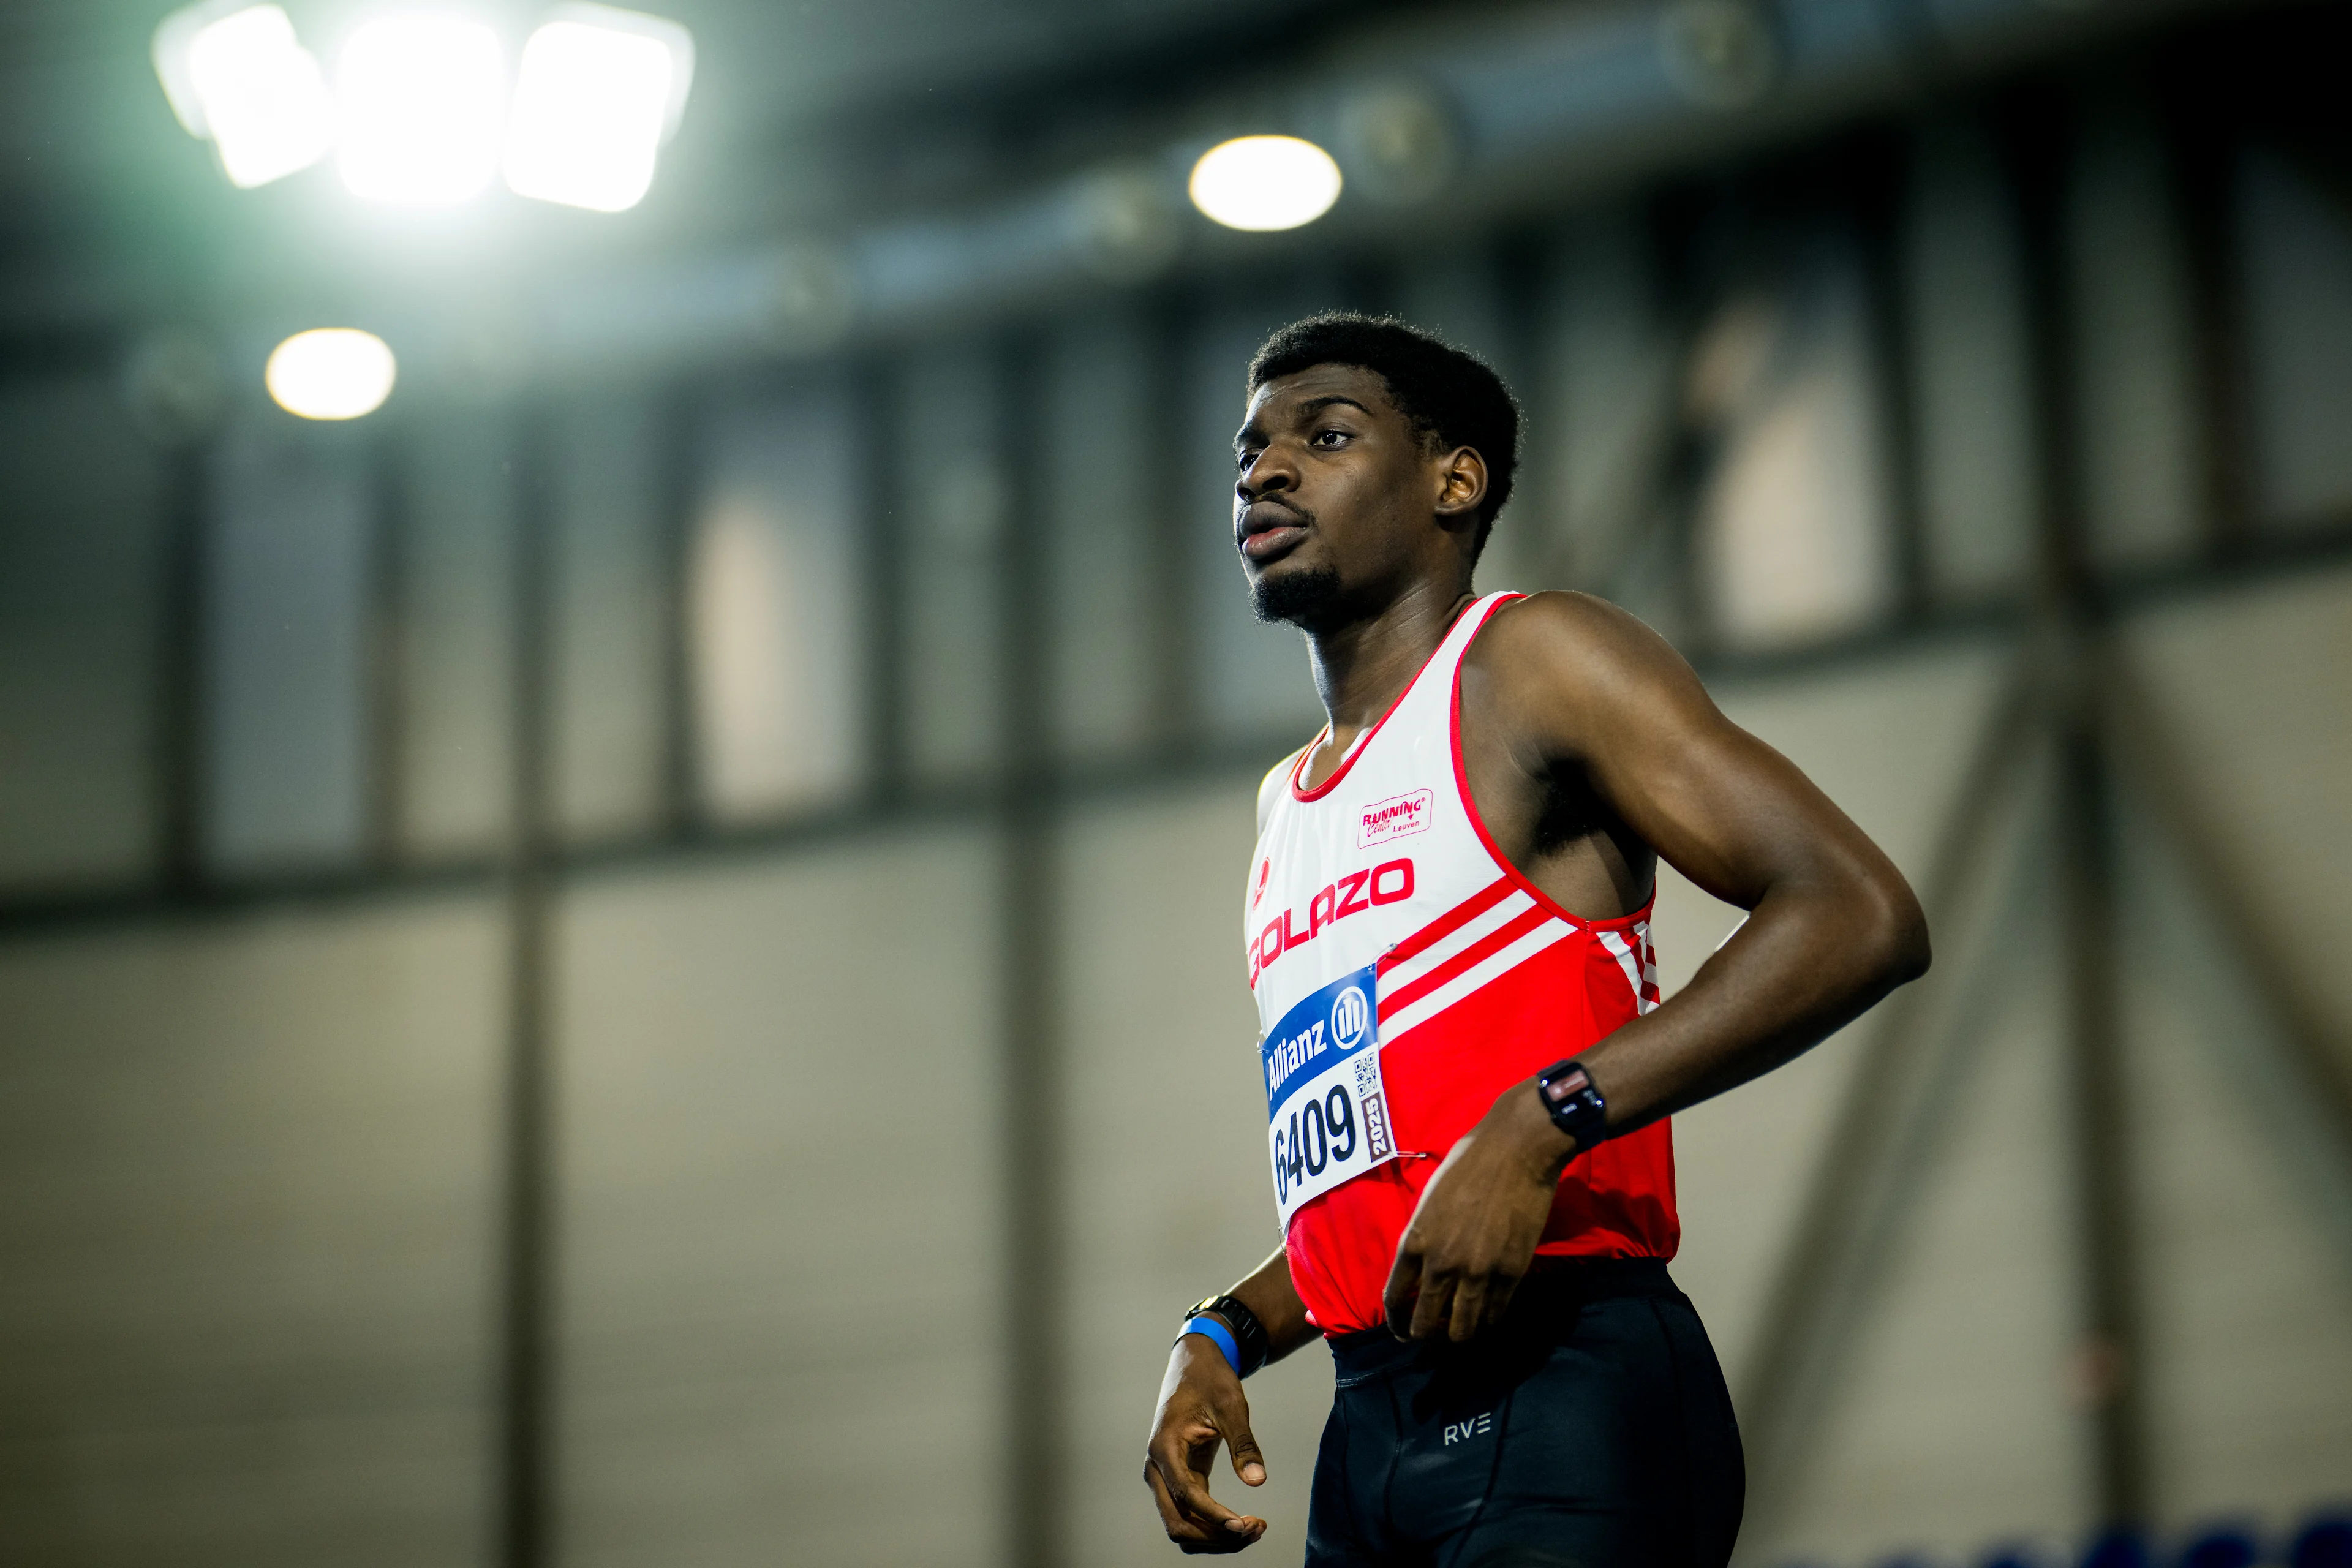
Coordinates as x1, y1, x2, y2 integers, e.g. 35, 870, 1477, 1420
1143, 1333, 1270, 1553
1382, 1080, 1575, 1341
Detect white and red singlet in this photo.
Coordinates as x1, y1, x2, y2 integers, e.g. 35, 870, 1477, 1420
1245, 592, 1679, 1335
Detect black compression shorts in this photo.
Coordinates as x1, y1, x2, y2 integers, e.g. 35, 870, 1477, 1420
1305, 1259, 1744, 1568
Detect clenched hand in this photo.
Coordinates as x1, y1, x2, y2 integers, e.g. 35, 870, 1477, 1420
1382, 1077, 1576, 1341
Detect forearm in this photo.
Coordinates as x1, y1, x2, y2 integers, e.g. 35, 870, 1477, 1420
1581, 876, 1927, 1134
1205, 1247, 1319, 1366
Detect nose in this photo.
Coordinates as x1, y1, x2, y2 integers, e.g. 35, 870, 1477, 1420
1237, 446, 1295, 503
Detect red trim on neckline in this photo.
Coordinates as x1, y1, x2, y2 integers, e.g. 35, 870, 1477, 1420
1446, 594, 1656, 933
1291, 595, 1488, 802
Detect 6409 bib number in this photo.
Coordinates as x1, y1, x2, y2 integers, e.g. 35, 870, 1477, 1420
1261, 963, 1396, 1226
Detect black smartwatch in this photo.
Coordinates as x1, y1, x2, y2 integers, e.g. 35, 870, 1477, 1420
1535, 1058, 1608, 1150
1182, 1293, 1270, 1378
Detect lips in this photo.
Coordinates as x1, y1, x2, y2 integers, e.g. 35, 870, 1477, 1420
1238, 501, 1310, 562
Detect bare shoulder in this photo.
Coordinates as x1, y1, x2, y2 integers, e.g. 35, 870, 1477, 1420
1256, 745, 1308, 833
1470, 590, 1714, 717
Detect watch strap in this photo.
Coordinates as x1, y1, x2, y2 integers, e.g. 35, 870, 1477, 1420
1182, 1292, 1270, 1377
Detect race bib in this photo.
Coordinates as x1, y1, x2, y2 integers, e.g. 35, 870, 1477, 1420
1261, 963, 1398, 1226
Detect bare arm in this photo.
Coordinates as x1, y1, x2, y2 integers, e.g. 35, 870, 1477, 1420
1384, 592, 1929, 1341
1142, 1248, 1316, 1553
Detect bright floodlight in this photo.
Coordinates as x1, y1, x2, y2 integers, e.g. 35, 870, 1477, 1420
1188, 135, 1343, 232
336, 14, 505, 205
151, 3, 333, 188
266, 330, 398, 420
504, 6, 695, 213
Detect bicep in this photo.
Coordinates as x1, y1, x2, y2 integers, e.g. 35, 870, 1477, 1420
1516, 607, 1891, 910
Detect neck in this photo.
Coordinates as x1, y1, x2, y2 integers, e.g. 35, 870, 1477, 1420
1306, 578, 1479, 736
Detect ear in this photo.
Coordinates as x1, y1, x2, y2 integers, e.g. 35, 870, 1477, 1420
1432, 445, 1489, 536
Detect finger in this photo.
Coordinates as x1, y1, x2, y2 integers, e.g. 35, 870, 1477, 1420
1383, 1240, 1425, 1338
1213, 1389, 1269, 1487
1447, 1272, 1488, 1343
1482, 1268, 1523, 1335
1148, 1425, 1249, 1534
1146, 1458, 1259, 1552
1408, 1264, 1457, 1341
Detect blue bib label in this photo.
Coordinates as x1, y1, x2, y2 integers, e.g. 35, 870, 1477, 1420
1261, 963, 1398, 1226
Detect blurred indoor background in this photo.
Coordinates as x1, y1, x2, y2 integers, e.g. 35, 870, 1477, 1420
1, 0, 2349, 1565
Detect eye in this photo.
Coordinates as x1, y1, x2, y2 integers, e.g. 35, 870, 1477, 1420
1310, 427, 1349, 448
1235, 445, 1262, 470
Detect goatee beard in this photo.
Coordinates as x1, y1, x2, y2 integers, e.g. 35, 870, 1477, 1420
1251, 563, 1344, 627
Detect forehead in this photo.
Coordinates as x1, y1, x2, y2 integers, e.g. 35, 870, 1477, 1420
1242, 362, 1402, 428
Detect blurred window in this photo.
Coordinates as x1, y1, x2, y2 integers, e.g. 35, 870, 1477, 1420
900, 345, 1008, 785
1907, 116, 2037, 603
550, 397, 666, 842
2239, 146, 2352, 532
396, 409, 514, 860
204, 418, 374, 871
1694, 244, 1898, 651
690, 384, 864, 820
2068, 87, 2203, 570
1044, 314, 1156, 764
0, 377, 167, 892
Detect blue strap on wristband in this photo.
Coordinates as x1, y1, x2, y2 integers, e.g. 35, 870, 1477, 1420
1179, 1315, 1243, 1376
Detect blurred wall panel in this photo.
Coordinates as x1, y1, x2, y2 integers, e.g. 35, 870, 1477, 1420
398, 410, 515, 861
1058, 783, 1334, 1567
1695, 244, 1898, 649
2237, 148, 2352, 531
902, 345, 1008, 785
2121, 565, 2352, 1127
1763, 932, 2092, 1565
2121, 918, 2352, 1526
690, 383, 863, 820
0, 377, 165, 892
0, 897, 502, 1568
1044, 314, 1155, 764
1663, 643, 2087, 1566
551, 398, 666, 842
1186, 287, 1329, 745
1905, 116, 2038, 603
204, 421, 372, 871
1665, 639, 2016, 1392
2068, 86, 2203, 570
556, 831, 1001, 1568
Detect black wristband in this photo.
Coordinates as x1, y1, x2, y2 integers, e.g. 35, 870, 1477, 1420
1183, 1293, 1270, 1378
1536, 1058, 1608, 1150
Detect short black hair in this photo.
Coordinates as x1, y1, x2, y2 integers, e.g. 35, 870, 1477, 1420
1247, 312, 1521, 558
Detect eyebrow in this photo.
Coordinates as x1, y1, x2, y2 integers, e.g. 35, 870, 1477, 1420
1233, 394, 1378, 451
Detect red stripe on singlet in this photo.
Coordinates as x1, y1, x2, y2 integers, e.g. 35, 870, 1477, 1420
1379, 903, 1555, 1019
1378, 876, 1517, 972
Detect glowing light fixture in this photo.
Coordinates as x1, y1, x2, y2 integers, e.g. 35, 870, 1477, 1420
1188, 135, 1343, 232
336, 14, 506, 205
504, 5, 693, 213
266, 330, 398, 420
151, 2, 334, 188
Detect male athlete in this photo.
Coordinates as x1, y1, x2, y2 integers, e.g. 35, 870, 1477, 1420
1143, 315, 1930, 1567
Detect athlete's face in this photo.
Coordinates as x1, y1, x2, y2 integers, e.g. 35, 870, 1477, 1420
1233, 363, 1487, 627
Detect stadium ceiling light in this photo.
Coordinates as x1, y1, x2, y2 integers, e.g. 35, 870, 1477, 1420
266, 329, 398, 420
503, 5, 695, 213
336, 13, 507, 206
1188, 135, 1343, 232
151, 2, 334, 189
